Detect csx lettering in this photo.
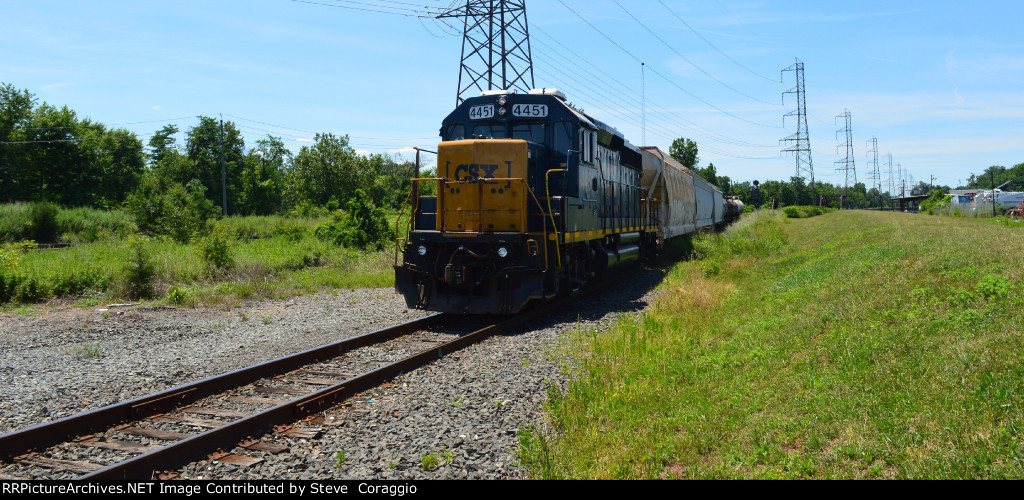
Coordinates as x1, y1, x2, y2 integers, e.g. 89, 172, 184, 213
453, 163, 500, 180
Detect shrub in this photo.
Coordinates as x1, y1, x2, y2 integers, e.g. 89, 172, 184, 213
29, 202, 60, 243
167, 285, 189, 306
201, 231, 235, 271
315, 189, 391, 250
124, 240, 155, 300
127, 177, 218, 243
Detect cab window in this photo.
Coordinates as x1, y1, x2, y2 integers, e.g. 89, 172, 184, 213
512, 123, 545, 143
445, 124, 466, 141
552, 121, 574, 157
472, 124, 508, 139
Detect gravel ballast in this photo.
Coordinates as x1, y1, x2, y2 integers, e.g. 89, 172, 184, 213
0, 271, 663, 479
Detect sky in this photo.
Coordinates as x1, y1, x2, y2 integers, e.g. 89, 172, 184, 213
2, 0, 1023, 190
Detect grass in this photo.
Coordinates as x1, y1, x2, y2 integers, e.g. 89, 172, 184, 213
522, 210, 1024, 479
0, 209, 399, 309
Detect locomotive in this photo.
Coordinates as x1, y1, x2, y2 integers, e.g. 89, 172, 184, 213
393, 89, 740, 314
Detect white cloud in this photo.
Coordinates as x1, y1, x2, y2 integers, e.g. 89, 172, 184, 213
152, 105, 162, 110
355, 149, 371, 156
40, 82, 73, 91
389, 147, 417, 156
296, 137, 313, 143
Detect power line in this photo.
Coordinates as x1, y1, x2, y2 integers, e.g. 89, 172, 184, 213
656, 0, 778, 84
287, 0, 427, 17
530, 28, 775, 149
611, 0, 778, 106
554, 0, 778, 129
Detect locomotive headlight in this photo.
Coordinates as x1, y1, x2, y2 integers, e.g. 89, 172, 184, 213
498, 107, 507, 116
417, 245, 428, 256
497, 247, 509, 258
498, 96, 508, 106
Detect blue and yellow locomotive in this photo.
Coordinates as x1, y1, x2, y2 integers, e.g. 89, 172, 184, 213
394, 89, 658, 314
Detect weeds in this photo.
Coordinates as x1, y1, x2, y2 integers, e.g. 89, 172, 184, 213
420, 452, 439, 471
70, 341, 102, 358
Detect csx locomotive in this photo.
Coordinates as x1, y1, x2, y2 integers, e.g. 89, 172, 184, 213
394, 89, 740, 314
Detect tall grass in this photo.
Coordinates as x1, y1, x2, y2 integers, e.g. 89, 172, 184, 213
523, 210, 1024, 479
0, 207, 399, 308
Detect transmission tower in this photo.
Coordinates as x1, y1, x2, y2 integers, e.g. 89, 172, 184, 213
865, 137, 880, 193
887, 153, 894, 196
437, 0, 535, 106
834, 109, 856, 193
782, 58, 814, 187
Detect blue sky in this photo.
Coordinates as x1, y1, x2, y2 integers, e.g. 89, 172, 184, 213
3, 0, 1023, 190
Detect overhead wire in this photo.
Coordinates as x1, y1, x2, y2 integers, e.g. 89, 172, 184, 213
531, 32, 774, 150
554, 0, 780, 129
611, 0, 778, 106
656, 0, 779, 84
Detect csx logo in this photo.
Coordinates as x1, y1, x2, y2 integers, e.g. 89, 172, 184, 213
448, 161, 511, 181
451, 163, 499, 181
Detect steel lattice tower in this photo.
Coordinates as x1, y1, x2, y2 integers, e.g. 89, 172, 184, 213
834, 109, 856, 192
866, 137, 880, 193
887, 153, 894, 196
437, 0, 535, 106
782, 58, 814, 187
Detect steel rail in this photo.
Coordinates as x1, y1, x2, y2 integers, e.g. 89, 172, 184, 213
0, 313, 445, 463
79, 293, 571, 479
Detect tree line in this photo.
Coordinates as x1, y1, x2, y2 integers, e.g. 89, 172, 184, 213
667, 137, 980, 209
0, 83, 418, 217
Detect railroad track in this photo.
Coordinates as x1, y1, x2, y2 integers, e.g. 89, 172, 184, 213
0, 283, 605, 480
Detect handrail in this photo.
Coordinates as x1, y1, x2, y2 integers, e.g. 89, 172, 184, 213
395, 177, 552, 274
545, 169, 566, 269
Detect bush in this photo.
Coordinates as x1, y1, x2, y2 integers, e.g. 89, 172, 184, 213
201, 231, 235, 271
124, 240, 155, 300
127, 177, 218, 243
315, 189, 392, 250
29, 202, 60, 243
782, 205, 832, 219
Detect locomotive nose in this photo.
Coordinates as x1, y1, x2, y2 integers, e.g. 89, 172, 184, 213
436, 139, 529, 233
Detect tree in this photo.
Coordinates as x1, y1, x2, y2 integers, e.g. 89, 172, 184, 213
93, 128, 145, 207
239, 135, 289, 215
186, 117, 245, 214
286, 133, 361, 209
696, 162, 718, 187
0, 84, 37, 203
669, 137, 699, 169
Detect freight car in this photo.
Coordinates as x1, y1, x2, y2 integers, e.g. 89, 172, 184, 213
394, 89, 730, 314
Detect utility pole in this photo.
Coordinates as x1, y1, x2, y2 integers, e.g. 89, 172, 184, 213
992, 171, 997, 218
219, 114, 227, 217
834, 109, 856, 200
437, 0, 535, 106
782, 58, 814, 188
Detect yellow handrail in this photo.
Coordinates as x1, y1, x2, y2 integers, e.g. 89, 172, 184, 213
394, 177, 554, 275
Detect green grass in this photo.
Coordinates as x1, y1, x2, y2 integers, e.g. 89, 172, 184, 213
0, 211, 398, 308
523, 210, 1024, 479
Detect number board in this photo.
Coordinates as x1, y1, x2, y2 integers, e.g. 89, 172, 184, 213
512, 104, 548, 118
469, 105, 494, 120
